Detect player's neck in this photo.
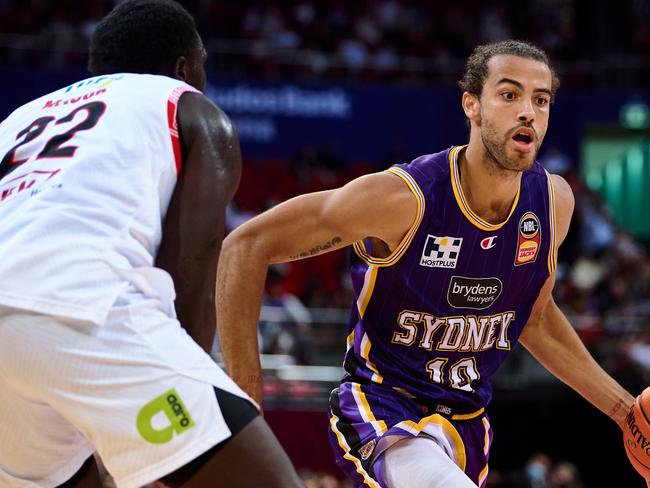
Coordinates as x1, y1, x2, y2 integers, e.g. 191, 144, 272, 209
459, 144, 522, 225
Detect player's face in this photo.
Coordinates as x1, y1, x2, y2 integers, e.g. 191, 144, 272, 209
478, 55, 553, 172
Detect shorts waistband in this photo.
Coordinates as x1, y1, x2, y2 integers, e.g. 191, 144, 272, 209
431, 404, 485, 421
390, 386, 485, 421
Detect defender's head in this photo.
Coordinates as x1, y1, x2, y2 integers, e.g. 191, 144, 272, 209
459, 40, 560, 172
88, 0, 206, 91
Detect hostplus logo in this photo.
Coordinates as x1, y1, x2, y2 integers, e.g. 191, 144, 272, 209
420, 235, 463, 269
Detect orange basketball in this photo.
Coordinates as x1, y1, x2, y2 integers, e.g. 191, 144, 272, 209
623, 388, 650, 480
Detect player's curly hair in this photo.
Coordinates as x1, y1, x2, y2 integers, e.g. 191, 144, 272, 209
88, 0, 199, 76
458, 40, 560, 100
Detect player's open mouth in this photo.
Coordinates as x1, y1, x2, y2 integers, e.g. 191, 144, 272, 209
512, 128, 535, 151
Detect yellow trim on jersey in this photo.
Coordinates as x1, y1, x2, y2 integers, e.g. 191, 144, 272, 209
346, 330, 355, 351
478, 416, 492, 487
482, 416, 491, 455
356, 265, 378, 318
427, 415, 467, 472
354, 266, 383, 383
352, 166, 425, 267
351, 383, 388, 437
546, 170, 558, 274
449, 145, 521, 231
329, 413, 382, 488
478, 464, 489, 487
398, 414, 467, 471
360, 332, 384, 384
451, 407, 484, 421
395, 420, 421, 436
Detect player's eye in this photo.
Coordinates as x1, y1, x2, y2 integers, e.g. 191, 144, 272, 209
536, 96, 549, 106
501, 92, 515, 101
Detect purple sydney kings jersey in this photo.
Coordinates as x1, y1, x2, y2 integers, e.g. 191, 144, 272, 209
343, 146, 558, 410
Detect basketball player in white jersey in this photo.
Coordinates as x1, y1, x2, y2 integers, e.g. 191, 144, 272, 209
0, 1, 303, 487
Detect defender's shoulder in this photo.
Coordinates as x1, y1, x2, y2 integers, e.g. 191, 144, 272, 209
177, 91, 236, 146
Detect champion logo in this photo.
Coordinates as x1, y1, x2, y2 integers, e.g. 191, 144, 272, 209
480, 236, 497, 250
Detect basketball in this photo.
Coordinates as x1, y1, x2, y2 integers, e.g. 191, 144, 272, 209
623, 387, 650, 480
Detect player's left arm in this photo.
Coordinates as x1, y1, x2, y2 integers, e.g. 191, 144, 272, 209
155, 92, 241, 353
519, 174, 635, 429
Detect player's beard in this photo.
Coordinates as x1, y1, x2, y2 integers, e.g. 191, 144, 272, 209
480, 115, 539, 173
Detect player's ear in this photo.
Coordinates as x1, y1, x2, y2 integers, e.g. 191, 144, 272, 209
462, 92, 481, 125
174, 56, 189, 83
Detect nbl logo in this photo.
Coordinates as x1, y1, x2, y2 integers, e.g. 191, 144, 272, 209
515, 212, 541, 266
420, 235, 463, 268
520, 214, 539, 238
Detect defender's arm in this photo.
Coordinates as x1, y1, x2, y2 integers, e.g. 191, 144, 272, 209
216, 171, 418, 404
156, 92, 241, 353
519, 174, 634, 427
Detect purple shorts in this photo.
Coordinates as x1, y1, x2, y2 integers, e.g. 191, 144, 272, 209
328, 381, 493, 488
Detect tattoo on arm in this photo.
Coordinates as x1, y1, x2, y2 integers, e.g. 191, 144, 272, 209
610, 398, 628, 421
289, 236, 342, 260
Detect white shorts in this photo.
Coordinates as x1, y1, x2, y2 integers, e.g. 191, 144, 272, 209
0, 300, 253, 488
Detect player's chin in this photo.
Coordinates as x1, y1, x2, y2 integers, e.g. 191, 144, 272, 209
506, 150, 535, 171
520, 156, 536, 171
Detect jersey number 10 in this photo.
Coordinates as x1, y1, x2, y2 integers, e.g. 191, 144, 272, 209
426, 357, 480, 392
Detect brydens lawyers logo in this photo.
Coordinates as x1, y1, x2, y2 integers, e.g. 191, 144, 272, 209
420, 235, 463, 268
515, 212, 541, 266
447, 276, 503, 310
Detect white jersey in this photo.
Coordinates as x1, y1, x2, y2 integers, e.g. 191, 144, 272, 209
0, 73, 199, 324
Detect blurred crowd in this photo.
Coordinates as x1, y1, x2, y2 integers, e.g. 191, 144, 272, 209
549, 157, 650, 393
1, 0, 649, 87
489, 453, 586, 488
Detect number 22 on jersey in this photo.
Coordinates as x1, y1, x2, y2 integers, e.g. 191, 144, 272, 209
0, 101, 106, 180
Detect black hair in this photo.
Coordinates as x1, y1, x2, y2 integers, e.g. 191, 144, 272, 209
88, 0, 199, 76
458, 40, 560, 100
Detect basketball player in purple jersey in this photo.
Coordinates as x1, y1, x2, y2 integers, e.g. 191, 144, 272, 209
217, 41, 637, 487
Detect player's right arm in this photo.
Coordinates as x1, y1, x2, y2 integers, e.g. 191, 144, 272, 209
216, 171, 418, 405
